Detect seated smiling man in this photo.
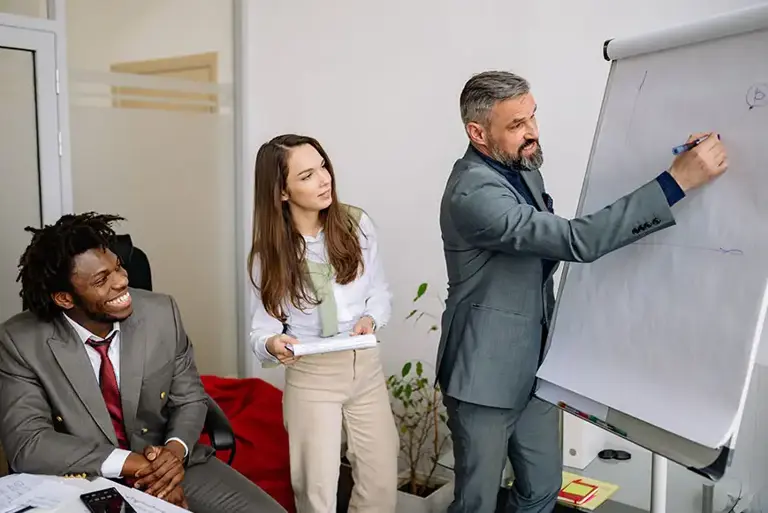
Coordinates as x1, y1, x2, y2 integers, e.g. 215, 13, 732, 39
0, 212, 284, 513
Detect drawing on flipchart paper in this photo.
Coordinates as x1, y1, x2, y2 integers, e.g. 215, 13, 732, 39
746, 83, 768, 110
633, 241, 744, 255
625, 70, 649, 144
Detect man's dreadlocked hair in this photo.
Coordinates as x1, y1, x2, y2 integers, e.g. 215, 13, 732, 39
17, 212, 125, 321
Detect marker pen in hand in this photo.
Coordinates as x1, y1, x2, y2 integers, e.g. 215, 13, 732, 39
671, 133, 720, 155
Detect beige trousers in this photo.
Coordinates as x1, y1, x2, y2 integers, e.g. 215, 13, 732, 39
283, 346, 399, 513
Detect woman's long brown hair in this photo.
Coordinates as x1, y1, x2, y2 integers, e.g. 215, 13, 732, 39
248, 134, 364, 322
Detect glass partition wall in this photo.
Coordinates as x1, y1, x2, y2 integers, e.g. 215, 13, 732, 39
67, 0, 238, 376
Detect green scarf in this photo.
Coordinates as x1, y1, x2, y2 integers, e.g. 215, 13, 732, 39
305, 204, 362, 337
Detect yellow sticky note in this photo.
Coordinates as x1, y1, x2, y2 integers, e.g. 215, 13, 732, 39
563, 482, 594, 496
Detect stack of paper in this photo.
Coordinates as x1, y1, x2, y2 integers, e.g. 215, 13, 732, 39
287, 333, 377, 356
0, 473, 187, 513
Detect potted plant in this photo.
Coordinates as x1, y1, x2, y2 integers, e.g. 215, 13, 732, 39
387, 283, 454, 513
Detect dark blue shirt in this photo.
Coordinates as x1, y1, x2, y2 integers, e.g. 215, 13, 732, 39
471, 146, 685, 280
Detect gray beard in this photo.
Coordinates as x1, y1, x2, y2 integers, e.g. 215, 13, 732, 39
491, 142, 544, 171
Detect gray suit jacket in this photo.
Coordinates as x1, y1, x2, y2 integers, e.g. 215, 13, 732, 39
0, 288, 213, 476
436, 146, 676, 410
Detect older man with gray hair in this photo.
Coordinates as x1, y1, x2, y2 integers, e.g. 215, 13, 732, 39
436, 70, 728, 512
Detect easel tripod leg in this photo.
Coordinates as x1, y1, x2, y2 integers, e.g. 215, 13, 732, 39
651, 453, 668, 513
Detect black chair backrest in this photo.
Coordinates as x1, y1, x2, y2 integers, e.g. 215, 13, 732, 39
113, 234, 152, 292
19, 234, 151, 311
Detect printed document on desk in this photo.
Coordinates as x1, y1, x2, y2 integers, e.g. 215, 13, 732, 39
287, 333, 377, 356
0, 474, 186, 513
0, 473, 81, 513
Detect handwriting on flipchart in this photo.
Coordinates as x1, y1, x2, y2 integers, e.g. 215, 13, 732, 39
746, 83, 768, 110
634, 242, 743, 255
626, 70, 649, 142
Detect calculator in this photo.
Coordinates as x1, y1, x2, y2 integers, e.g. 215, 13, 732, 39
79, 487, 137, 513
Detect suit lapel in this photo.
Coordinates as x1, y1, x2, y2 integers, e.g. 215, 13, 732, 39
119, 314, 145, 439
48, 319, 117, 445
546, 262, 561, 283
520, 170, 549, 212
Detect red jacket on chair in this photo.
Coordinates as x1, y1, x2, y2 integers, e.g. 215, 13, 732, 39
199, 375, 295, 512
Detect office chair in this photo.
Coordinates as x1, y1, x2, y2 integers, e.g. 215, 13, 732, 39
112, 234, 237, 465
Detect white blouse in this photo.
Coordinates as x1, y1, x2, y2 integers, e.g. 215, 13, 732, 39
250, 212, 392, 363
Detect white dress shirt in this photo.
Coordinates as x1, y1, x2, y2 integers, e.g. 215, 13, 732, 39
63, 314, 188, 478
250, 211, 392, 362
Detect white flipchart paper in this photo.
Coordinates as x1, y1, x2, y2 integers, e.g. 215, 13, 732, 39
537, 19, 768, 449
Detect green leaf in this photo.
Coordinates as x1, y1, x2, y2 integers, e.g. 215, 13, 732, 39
416, 361, 423, 376
429, 325, 439, 332
402, 362, 412, 377
414, 282, 428, 301
400, 424, 408, 434
406, 309, 417, 319
405, 384, 413, 399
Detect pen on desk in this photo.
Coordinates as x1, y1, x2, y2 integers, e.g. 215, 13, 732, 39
671, 133, 719, 155
7, 506, 36, 513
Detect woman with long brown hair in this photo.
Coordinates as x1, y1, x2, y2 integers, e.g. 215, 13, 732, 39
248, 134, 398, 512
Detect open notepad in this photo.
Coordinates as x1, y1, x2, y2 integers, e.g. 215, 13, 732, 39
287, 333, 377, 356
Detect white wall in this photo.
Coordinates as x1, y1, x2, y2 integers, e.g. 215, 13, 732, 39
243, 0, 768, 510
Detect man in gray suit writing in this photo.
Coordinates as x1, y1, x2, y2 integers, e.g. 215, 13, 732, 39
0, 213, 284, 512
437, 71, 728, 513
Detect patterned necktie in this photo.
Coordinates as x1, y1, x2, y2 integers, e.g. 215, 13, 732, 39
86, 333, 129, 450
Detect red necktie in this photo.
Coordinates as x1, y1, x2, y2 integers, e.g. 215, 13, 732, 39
87, 334, 129, 450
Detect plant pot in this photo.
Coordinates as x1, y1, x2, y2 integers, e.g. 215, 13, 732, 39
396, 469, 455, 513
